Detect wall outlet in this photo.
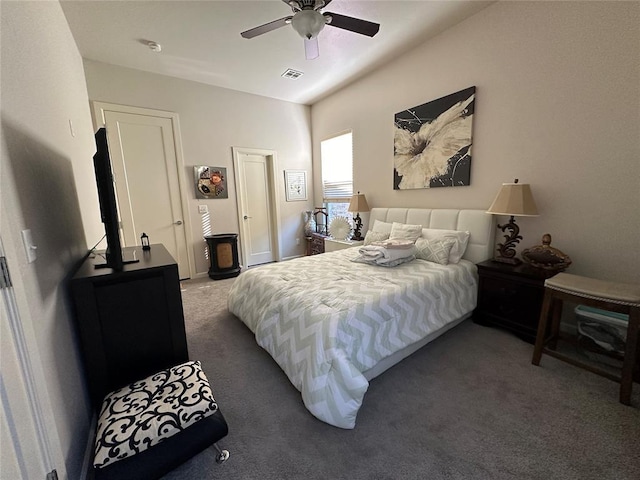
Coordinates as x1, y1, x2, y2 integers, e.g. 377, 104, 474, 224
198, 205, 208, 214
296, 238, 300, 245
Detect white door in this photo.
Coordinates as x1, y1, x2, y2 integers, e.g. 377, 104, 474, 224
0, 238, 58, 480
232, 148, 280, 267
101, 109, 192, 279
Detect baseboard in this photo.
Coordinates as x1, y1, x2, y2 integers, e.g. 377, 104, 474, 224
281, 254, 305, 261
191, 272, 210, 279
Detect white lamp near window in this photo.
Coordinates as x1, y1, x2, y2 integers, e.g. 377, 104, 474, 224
348, 192, 370, 241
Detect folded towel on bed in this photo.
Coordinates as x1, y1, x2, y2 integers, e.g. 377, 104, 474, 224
353, 245, 416, 267
370, 239, 415, 249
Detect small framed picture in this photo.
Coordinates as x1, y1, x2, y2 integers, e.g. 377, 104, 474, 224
194, 166, 228, 199
284, 170, 307, 202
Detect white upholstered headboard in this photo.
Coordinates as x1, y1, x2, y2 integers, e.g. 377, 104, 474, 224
367, 208, 495, 265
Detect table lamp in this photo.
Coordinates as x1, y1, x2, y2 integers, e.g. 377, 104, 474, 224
486, 179, 539, 264
348, 192, 370, 241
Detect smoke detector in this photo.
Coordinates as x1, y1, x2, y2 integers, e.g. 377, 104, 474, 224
147, 41, 162, 52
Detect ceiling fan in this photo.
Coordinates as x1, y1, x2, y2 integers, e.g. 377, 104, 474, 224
240, 0, 380, 60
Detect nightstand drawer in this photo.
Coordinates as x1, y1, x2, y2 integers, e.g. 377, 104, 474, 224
478, 276, 544, 329
307, 233, 329, 255
474, 260, 556, 343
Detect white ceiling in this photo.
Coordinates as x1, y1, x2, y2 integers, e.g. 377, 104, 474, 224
61, 0, 492, 105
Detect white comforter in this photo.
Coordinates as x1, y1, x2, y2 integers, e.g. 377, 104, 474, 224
227, 248, 478, 429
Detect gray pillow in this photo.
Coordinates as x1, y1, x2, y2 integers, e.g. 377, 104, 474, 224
363, 230, 390, 246
414, 238, 456, 265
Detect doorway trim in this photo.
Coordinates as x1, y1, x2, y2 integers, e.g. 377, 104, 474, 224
231, 147, 282, 267
0, 235, 60, 478
91, 102, 195, 279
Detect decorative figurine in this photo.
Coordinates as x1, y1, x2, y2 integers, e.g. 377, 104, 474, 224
141, 232, 151, 251
303, 210, 315, 237
522, 234, 571, 272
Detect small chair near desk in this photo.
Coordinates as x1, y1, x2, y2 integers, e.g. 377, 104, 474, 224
532, 273, 640, 405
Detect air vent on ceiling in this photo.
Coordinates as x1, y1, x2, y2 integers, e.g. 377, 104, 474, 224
281, 68, 304, 80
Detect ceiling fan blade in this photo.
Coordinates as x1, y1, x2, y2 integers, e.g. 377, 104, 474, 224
241, 16, 292, 39
304, 37, 319, 60
324, 12, 380, 37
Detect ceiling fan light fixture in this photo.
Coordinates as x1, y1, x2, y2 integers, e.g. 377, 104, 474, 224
291, 10, 326, 39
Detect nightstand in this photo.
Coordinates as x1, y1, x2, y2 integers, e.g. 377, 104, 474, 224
306, 232, 329, 255
474, 260, 557, 344
324, 238, 364, 252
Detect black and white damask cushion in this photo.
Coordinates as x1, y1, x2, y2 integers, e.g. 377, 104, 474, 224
94, 361, 219, 469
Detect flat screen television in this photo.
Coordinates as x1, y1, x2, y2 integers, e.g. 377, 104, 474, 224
92, 127, 138, 270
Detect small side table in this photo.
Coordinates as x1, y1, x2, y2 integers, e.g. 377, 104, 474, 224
306, 232, 329, 255
205, 234, 241, 280
324, 238, 364, 252
474, 260, 557, 343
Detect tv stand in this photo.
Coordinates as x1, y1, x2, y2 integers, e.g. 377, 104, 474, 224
71, 244, 189, 408
93, 249, 140, 269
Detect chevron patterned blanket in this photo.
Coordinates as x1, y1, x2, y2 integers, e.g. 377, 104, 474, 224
227, 247, 478, 429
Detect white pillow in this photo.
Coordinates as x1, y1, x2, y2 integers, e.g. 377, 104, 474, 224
363, 230, 390, 246
415, 238, 456, 265
390, 222, 423, 242
421, 228, 470, 264
371, 220, 393, 234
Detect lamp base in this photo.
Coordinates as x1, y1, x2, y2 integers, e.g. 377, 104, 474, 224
351, 213, 364, 241
494, 215, 523, 266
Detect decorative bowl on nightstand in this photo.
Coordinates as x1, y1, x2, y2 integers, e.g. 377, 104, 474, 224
522, 233, 572, 272
329, 217, 352, 241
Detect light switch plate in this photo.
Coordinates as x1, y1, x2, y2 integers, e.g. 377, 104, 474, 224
198, 205, 208, 214
21, 229, 37, 263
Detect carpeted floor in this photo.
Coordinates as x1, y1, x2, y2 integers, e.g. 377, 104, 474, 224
163, 275, 640, 480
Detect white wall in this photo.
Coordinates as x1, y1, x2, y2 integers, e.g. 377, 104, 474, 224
83, 61, 313, 275
311, 1, 640, 284
1, 1, 98, 478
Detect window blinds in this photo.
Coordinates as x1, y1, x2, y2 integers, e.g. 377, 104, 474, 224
321, 132, 353, 203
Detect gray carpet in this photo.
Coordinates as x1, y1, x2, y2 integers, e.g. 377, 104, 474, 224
164, 275, 640, 480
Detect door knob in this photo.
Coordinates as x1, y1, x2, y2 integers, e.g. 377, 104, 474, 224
174, 220, 183, 225
243, 215, 252, 220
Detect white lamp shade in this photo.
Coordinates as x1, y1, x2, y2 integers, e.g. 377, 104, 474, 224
348, 193, 370, 213
291, 10, 326, 39
486, 182, 539, 217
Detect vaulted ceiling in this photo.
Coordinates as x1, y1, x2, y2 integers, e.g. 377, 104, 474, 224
61, 1, 493, 105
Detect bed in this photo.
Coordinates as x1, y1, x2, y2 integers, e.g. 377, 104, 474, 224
227, 208, 494, 429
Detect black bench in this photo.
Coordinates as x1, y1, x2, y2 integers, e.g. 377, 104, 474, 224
92, 361, 229, 480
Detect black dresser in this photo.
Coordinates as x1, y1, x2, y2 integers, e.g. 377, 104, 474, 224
70, 244, 189, 407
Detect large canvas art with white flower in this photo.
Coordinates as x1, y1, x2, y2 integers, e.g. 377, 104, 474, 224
394, 86, 475, 190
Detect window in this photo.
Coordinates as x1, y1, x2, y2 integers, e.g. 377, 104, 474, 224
320, 131, 353, 225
